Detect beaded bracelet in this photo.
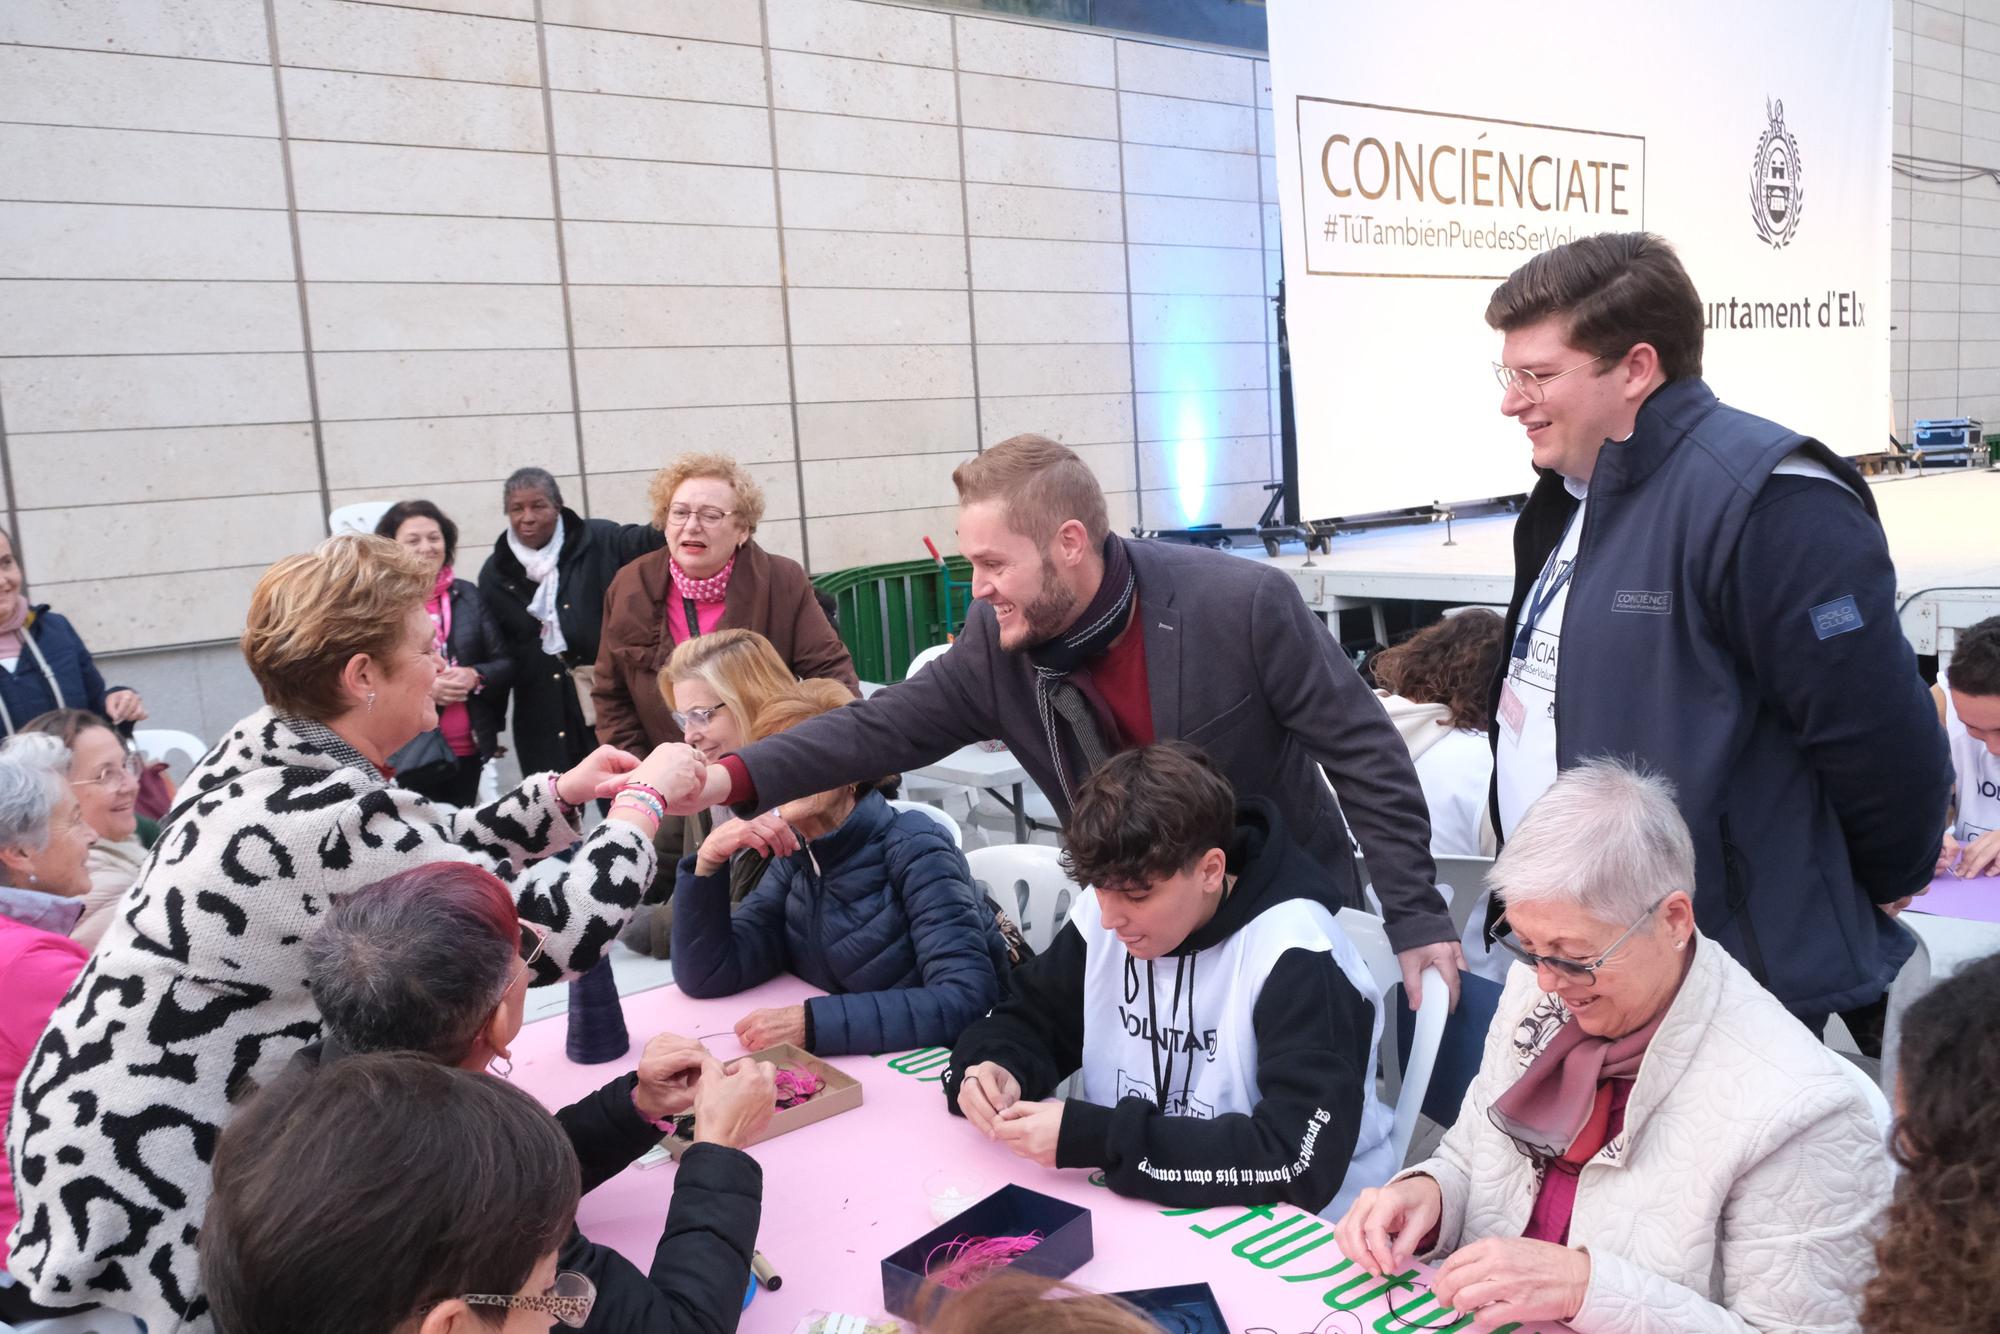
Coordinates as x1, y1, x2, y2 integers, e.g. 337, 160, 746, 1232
613, 790, 666, 824
620, 780, 671, 810
609, 801, 662, 836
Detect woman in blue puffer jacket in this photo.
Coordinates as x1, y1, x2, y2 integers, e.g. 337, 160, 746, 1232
672, 681, 1010, 1057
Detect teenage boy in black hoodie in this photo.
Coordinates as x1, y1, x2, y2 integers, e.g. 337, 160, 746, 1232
944, 741, 1396, 1217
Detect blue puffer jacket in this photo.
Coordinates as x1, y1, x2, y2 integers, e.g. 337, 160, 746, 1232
0, 607, 112, 736
671, 792, 1010, 1056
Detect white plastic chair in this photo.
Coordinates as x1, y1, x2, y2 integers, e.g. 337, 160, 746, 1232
1877, 926, 1933, 1102
900, 644, 975, 819
1432, 855, 1495, 936
906, 643, 952, 678
328, 500, 394, 537
966, 843, 1078, 953
1836, 1054, 1894, 1132
133, 728, 207, 774
1334, 906, 1449, 1171
889, 798, 963, 847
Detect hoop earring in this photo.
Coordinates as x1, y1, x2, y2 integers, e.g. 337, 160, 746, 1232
488, 1056, 512, 1078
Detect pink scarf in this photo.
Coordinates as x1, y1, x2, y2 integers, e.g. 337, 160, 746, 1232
670, 551, 737, 604
0, 595, 30, 665
1490, 1005, 1666, 1161
425, 566, 455, 659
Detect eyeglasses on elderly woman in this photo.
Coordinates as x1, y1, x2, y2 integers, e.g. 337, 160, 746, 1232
1486, 893, 1670, 986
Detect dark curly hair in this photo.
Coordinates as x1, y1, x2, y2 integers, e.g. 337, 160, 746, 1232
1371, 608, 1507, 732
1862, 951, 2000, 1333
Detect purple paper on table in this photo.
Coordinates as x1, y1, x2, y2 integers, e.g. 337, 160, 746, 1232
1910, 873, 2000, 924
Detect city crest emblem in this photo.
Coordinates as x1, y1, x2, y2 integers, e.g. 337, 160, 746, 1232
1751, 97, 1803, 249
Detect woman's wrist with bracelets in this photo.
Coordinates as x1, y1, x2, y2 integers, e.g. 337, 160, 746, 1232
547, 773, 582, 819
609, 783, 666, 830
621, 780, 671, 811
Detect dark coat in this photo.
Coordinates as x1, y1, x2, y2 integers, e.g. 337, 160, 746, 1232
478, 509, 664, 776
0, 607, 113, 735
433, 578, 514, 758
552, 1079, 763, 1334
593, 539, 859, 754
1488, 377, 1951, 1016
671, 791, 1011, 1056
730, 539, 1453, 953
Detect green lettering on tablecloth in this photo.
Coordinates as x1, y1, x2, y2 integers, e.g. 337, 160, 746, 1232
1233, 1216, 1336, 1267
1320, 1268, 1418, 1310
881, 1055, 1514, 1333
885, 1047, 952, 1081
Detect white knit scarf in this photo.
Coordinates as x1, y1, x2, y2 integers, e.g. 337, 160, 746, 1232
506, 513, 567, 656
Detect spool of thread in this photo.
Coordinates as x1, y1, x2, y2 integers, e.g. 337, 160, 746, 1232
564, 956, 629, 1064
751, 1250, 783, 1291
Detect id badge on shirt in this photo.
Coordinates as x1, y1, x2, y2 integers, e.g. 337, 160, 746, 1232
1498, 676, 1527, 744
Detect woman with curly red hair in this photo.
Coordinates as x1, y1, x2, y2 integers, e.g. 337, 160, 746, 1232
1864, 952, 2000, 1333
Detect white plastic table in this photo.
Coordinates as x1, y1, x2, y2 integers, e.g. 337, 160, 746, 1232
910, 743, 1034, 842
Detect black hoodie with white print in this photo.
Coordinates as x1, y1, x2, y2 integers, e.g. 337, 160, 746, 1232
945, 798, 1395, 1217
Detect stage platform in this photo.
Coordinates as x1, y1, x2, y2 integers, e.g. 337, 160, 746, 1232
1241, 467, 2000, 655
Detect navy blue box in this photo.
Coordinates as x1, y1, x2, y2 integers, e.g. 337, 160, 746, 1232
1915, 417, 1981, 447
1112, 1282, 1231, 1334
880, 1183, 1093, 1319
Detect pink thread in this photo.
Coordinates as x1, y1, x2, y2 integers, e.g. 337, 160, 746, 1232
920, 1233, 1044, 1289
774, 1066, 824, 1110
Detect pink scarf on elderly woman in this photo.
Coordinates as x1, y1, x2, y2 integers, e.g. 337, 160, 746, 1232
1490, 1005, 1667, 1244
0, 595, 30, 667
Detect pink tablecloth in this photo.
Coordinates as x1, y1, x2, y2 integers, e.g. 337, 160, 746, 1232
511, 975, 1569, 1333
1909, 871, 2000, 923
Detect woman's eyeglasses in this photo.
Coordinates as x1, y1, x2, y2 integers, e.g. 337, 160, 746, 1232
670, 702, 727, 731
1486, 894, 1668, 986
454, 1270, 597, 1328
507, 920, 550, 991
666, 505, 736, 529
74, 754, 145, 789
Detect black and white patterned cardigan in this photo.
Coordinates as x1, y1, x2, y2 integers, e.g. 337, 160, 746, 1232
4, 708, 659, 1329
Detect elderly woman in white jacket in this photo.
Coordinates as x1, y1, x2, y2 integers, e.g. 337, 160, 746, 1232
1334, 759, 1889, 1332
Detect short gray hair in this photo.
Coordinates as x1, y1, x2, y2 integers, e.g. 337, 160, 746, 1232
305, 863, 519, 1064
1490, 758, 1695, 926
0, 732, 72, 858
503, 466, 562, 509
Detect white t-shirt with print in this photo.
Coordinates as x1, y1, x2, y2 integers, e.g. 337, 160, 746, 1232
1494, 480, 1586, 838
1942, 668, 2000, 843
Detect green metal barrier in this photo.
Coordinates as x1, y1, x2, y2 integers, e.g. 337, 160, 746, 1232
814, 555, 974, 684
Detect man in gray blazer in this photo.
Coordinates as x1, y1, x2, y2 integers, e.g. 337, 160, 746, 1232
670, 435, 1462, 1001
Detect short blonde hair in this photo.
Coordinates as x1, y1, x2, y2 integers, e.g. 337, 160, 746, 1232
754, 680, 878, 800
751, 678, 853, 739
647, 452, 765, 534
660, 630, 798, 742
243, 534, 433, 720
953, 434, 1109, 548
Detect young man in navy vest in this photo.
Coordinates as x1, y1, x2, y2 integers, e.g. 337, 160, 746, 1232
1485, 231, 1949, 1031
943, 741, 1396, 1218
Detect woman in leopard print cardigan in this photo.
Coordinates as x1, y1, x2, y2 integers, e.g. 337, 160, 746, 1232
3, 536, 701, 1330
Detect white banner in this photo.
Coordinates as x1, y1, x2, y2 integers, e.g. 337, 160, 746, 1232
1269, 0, 1892, 519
